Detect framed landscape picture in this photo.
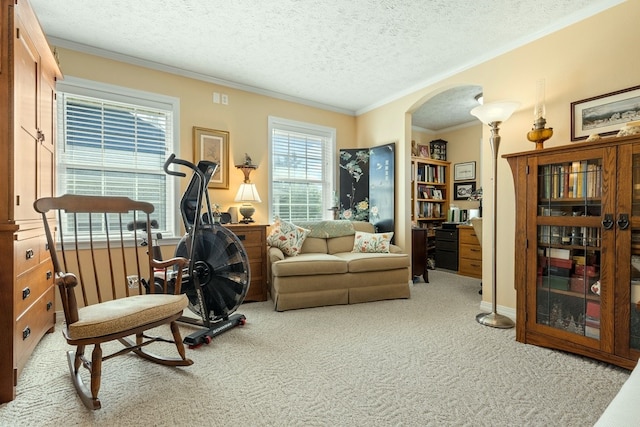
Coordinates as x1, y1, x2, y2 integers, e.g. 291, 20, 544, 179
571, 85, 640, 141
193, 127, 229, 189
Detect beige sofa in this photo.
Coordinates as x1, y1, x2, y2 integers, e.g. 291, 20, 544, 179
267, 220, 411, 311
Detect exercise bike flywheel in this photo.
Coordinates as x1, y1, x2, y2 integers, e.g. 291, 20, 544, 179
175, 224, 250, 322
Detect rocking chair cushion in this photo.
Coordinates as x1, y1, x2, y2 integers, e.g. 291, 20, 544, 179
68, 294, 189, 340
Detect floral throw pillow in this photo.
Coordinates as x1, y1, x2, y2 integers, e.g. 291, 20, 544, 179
352, 231, 394, 253
267, 217, 310, 256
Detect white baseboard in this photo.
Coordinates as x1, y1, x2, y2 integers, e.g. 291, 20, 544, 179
479, 300, 517, 322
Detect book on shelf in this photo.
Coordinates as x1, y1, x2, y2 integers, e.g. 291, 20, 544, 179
419, 202, 441, 219
540, 161, 602, 199
586, 301, 600, 321
545, 247, 571, 260
447, 207, 467, 223
585, 325, 600, 339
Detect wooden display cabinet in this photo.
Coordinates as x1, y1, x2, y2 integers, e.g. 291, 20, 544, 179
505, 134, 640, 369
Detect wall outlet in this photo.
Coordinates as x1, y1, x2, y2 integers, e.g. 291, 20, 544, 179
221, 94, 229, 105
212, 92, 220, 103
127, 275, 139, 288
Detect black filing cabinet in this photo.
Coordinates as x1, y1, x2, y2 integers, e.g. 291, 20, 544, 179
435, 228, 459, 271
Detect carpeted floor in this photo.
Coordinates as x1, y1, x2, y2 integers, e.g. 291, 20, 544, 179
0, 270, 630, 426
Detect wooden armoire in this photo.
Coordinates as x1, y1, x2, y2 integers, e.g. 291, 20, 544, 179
0, 0, 62, 403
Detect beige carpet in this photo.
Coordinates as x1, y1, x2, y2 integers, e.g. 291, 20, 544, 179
0, 270, 630, 426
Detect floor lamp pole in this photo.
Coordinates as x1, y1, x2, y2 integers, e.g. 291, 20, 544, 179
476, 121, 515, 329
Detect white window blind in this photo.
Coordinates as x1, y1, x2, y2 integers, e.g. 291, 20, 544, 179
57, 78, 179, 238
268, 117, 335, 222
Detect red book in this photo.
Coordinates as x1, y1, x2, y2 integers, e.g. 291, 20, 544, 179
586, 301, 600, 320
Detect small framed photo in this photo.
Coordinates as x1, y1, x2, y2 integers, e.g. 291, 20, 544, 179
193, 127, 229, 189
571, 85, 640, 141
454, 181, 476, 200
454, 161, 476, 181
418, 144, 430, 158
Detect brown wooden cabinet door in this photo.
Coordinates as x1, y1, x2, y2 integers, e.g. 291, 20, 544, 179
38, 73, 56, 202
526, 146, 615, 353
13, 16, 40, 221
614, 143, 640, 361
15, 16, 39, 141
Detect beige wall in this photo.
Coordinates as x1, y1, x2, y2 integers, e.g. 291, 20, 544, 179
357, 0, 639, 311
54, 0, 639, 313
436, 124, 483, 212
55, 48, 357, 227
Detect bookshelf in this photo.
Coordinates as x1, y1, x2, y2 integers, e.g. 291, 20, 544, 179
504, 134, 640, 370
411, 156, 450, 274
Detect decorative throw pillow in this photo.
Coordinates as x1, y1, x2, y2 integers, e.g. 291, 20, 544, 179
267, 217, 310, 256
352, 231, 394, 253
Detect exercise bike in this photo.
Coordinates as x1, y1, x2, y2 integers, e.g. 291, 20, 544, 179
145, 154, 250, 348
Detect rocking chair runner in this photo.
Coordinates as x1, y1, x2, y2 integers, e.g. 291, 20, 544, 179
34, 194, 194, 410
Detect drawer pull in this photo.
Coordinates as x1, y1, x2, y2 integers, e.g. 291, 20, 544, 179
47, 301, 53, 311
470, 248, 481, 252
22, 327, 31, 340
46, 270, 53, 280
25, 249, 35, 260
236, 234, 246, 241
22, 287, 31, 300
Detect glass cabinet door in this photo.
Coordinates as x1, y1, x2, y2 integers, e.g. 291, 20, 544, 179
534, 155, 604, 343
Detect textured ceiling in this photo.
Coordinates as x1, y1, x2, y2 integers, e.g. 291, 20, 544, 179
30, 0, 622, 131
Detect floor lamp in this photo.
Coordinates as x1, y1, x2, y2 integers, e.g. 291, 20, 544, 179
470, 101, 520, 329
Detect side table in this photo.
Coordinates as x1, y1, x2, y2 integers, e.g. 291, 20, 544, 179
411, 228, 429, 283
225, 224, 268, 302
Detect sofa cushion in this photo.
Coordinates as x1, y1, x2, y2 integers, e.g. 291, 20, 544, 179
334, 252, 409, 273
272, 253, 348, 277
352, 231, 394, 253
300, 236, 328, 254
266, 217, 310, 256
327, 235, 355, 254
68, 294, 188, 340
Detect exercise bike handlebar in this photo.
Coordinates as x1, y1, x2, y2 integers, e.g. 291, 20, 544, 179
163, 153, 193, 178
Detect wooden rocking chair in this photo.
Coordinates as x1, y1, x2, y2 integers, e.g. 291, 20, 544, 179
34, 194, 193, 410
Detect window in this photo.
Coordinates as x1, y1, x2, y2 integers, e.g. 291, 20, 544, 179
56, 77, 180, 238
268, 117, 336, 222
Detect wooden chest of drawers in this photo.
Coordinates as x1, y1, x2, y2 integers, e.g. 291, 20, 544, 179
225, 224, 268, 302
458, 225, 482, 279
1, 0, 62, 404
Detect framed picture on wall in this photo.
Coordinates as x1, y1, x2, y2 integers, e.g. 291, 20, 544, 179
570, 85, 640, 141
193, 127, 229, 189
454, 161, 476, 181
454, 181, 476, 200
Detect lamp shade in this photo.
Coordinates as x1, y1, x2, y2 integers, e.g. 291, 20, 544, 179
470, 101, 520, 125
234, 183, 262, 203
